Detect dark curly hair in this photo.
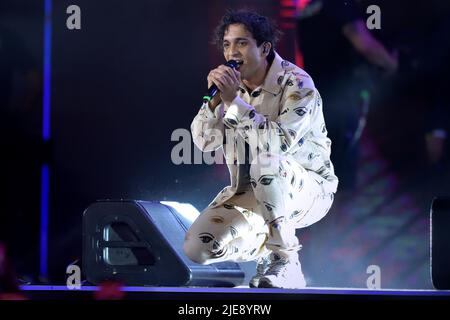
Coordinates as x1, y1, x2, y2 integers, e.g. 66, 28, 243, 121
213, 10, 282, 62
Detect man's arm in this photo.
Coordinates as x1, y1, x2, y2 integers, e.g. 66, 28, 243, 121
223, 74, 318, 155
343, 20, 398, 73
191, 101, 225, 152
190, 64, 236, 152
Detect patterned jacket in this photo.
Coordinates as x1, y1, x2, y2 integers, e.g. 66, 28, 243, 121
191, 52, 338, 208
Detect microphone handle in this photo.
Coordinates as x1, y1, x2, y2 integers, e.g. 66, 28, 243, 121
207, 84, 219, 100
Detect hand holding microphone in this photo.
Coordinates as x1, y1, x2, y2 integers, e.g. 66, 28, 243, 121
204, 60, 242, 109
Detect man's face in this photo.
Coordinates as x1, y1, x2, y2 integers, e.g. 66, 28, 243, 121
222, 23, 267, 81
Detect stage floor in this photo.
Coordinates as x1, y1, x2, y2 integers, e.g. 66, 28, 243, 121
19, 285, 450, 300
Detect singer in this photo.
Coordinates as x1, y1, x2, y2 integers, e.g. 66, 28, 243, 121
184, 10, 338, 288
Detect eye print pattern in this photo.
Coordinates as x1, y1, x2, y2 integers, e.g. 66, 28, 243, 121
198, 232, 214, 244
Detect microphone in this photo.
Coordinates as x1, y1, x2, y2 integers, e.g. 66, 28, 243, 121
203, 60, 242, 103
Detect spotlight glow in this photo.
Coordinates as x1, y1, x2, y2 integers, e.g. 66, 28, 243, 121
160, 201, 200, 223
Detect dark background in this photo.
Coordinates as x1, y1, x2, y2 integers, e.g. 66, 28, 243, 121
1, 0, 449, 289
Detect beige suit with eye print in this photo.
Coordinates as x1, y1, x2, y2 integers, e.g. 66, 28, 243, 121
184, 52, 338, 264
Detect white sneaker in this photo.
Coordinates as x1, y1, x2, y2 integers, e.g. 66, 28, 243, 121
248, 254, 271, 288
257, 252, 306, 289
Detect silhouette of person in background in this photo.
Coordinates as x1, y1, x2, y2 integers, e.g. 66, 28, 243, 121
296, 0, 398, 193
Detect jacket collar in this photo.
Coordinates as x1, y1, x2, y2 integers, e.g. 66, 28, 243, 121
238, 52, 287, 96
260, 52, 286, 95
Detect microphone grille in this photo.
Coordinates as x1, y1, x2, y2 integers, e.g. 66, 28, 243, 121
225, 60, 240, 68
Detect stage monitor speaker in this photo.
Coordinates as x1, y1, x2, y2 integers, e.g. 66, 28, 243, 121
431, 197, 450, 290
82, 200, 245, 287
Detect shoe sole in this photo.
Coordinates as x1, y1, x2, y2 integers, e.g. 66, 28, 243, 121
257, 279, 277, 288
258, 279, 306, 289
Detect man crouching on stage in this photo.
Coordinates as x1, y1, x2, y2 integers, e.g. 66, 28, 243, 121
184, 10, 338, 289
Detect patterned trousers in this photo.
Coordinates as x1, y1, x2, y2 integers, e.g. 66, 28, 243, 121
183, 153, 334, 264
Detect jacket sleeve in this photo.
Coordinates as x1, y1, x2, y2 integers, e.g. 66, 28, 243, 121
191, 101, 225, 152
223, 75, 319, 155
